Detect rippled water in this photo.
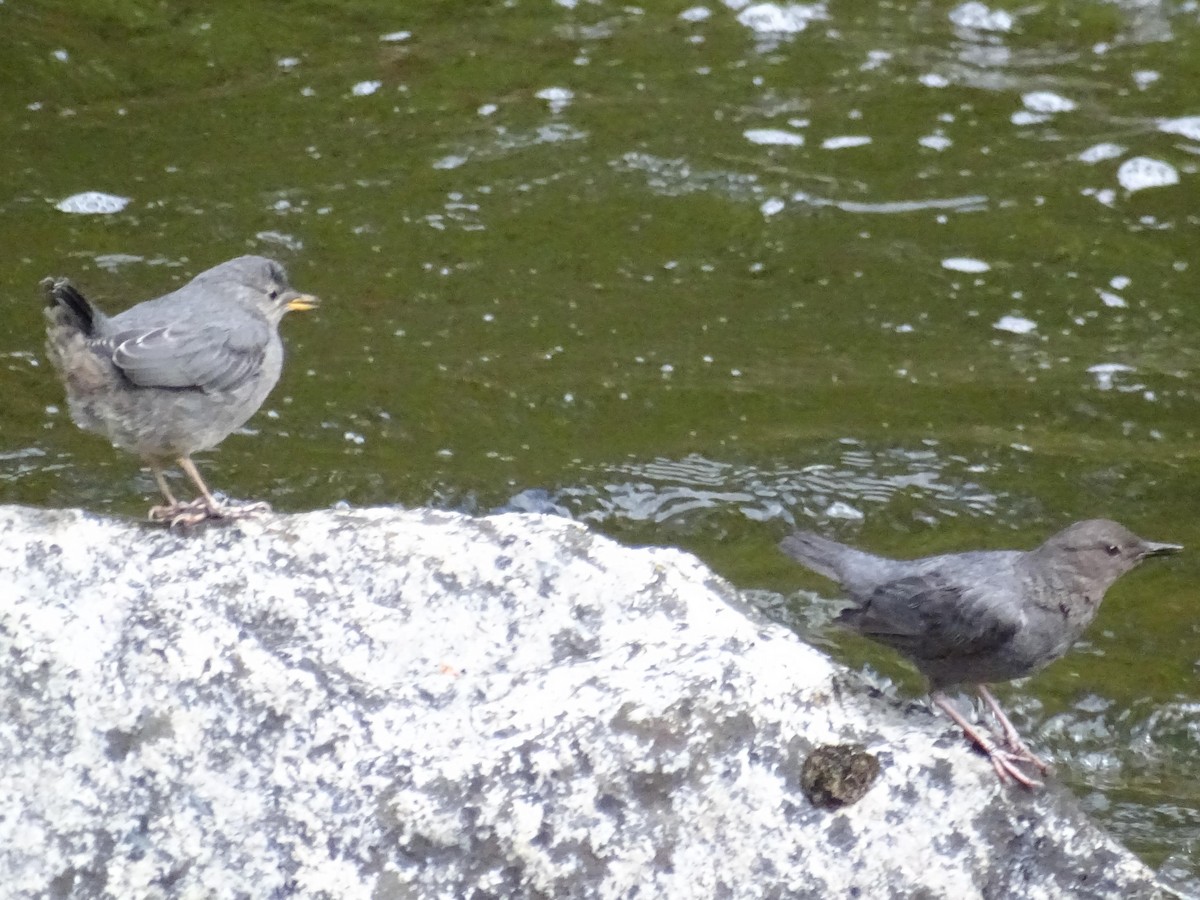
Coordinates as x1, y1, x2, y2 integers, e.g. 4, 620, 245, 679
2, 0, 1199, 887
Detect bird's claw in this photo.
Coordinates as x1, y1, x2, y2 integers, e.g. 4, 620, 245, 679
995, 738, 1053, 775
148, 498, 271, 529
210, 499, 272, 519
936, 693, 1047, 789
969, 733, 1043, 789
974, 686, 1054, 777
148, 498, 209, 526
988, 751, 1043, 789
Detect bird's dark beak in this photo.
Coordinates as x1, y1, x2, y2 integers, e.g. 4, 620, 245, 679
1140, 540, 1182, 558
285, 292, 320, 312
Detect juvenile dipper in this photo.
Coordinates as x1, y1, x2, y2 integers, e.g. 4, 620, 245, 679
779, 520, 1180, 787
42, 256, 319, 526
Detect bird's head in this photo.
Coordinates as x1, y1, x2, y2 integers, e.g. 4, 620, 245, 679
1038, 519, 1180, 588
200, 255, 320, 324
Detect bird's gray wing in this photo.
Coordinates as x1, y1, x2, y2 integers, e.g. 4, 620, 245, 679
838, 570, 1021, 664
106, 318, 270, 392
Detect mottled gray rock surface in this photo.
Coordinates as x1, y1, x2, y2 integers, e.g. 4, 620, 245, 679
0, 505, 1163, 899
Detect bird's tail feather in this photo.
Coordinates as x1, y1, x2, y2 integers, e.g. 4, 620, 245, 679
41, 277, 99, 336
778, 531, 865, 584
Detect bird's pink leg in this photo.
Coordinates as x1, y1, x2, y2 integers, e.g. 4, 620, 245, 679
932, 692, 1042, 789
147, 466, 208, 524
976, 685, 1052, 774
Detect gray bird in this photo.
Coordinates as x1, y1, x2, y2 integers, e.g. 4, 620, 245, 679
42, 256, 319, 526
779, 520, 1180, 787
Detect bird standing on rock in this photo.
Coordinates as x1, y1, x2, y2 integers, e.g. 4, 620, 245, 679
42, 256, 319, 527
779, 520, 1180, 787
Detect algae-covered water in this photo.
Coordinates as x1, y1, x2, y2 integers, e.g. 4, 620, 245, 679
2, 0, 1198, 887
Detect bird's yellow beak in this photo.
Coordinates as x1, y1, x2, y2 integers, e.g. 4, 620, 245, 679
286, 294, 320, 312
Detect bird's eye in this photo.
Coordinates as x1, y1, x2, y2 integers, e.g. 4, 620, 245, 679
268, 288, 280, 300
1105, 544, 1121, 556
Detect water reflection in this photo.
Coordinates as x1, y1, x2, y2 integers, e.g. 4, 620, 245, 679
520, 443, 1002, 529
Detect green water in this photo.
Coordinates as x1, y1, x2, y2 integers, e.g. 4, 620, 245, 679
2, 0, 1199, 887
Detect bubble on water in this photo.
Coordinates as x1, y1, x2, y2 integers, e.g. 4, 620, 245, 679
825, 501, 864, 520
994, 315, 1036, 335
1078, 143, 1124, 164
948, 2, 1013, 31
821, 135, 871, 150
92, 253, 145, 271
536, 86, 573, 114
942, 257, 990, 274
351, 80, 382, 97
1117, 156, 1179, 192
760, 197, 786, 217
1158, 115, 1200, 141
54, 192, 130, 215
1132, 69, 1160, 90
256, 231, 304, 252
1087, 362, 1134, 390
1011, 110, 1048, 126
1022, 91, 1077, 114
744, 128, 804, 146
735, 3, 828, 35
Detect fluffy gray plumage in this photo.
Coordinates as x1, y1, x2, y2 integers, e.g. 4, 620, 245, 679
42, 255, 318, 522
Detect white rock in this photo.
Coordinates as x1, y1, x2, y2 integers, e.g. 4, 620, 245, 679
0, 507, 1160, 898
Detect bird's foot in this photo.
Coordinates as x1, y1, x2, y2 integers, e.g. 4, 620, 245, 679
976, 686, 1053, 774
958, 726, 1043, 788
985, 745, 1044, 789
148, 498, 212, 528
934, 692, 1043, 789
148, 498, 270, 528
994, 737, 1052, 775
206, 498, 272, 520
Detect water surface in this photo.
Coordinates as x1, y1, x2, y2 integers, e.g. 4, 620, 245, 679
2, 0, 1199, 886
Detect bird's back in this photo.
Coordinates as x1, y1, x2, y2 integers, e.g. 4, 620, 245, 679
42, 277, 280, 459
781, 531, 1044, 686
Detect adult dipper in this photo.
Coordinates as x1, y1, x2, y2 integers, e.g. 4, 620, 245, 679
42, 256, 319, 526
779, 520, 1180, 787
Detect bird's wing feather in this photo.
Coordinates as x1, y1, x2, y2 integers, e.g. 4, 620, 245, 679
839, 569, 1022, 663
107, 319, 270, 392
